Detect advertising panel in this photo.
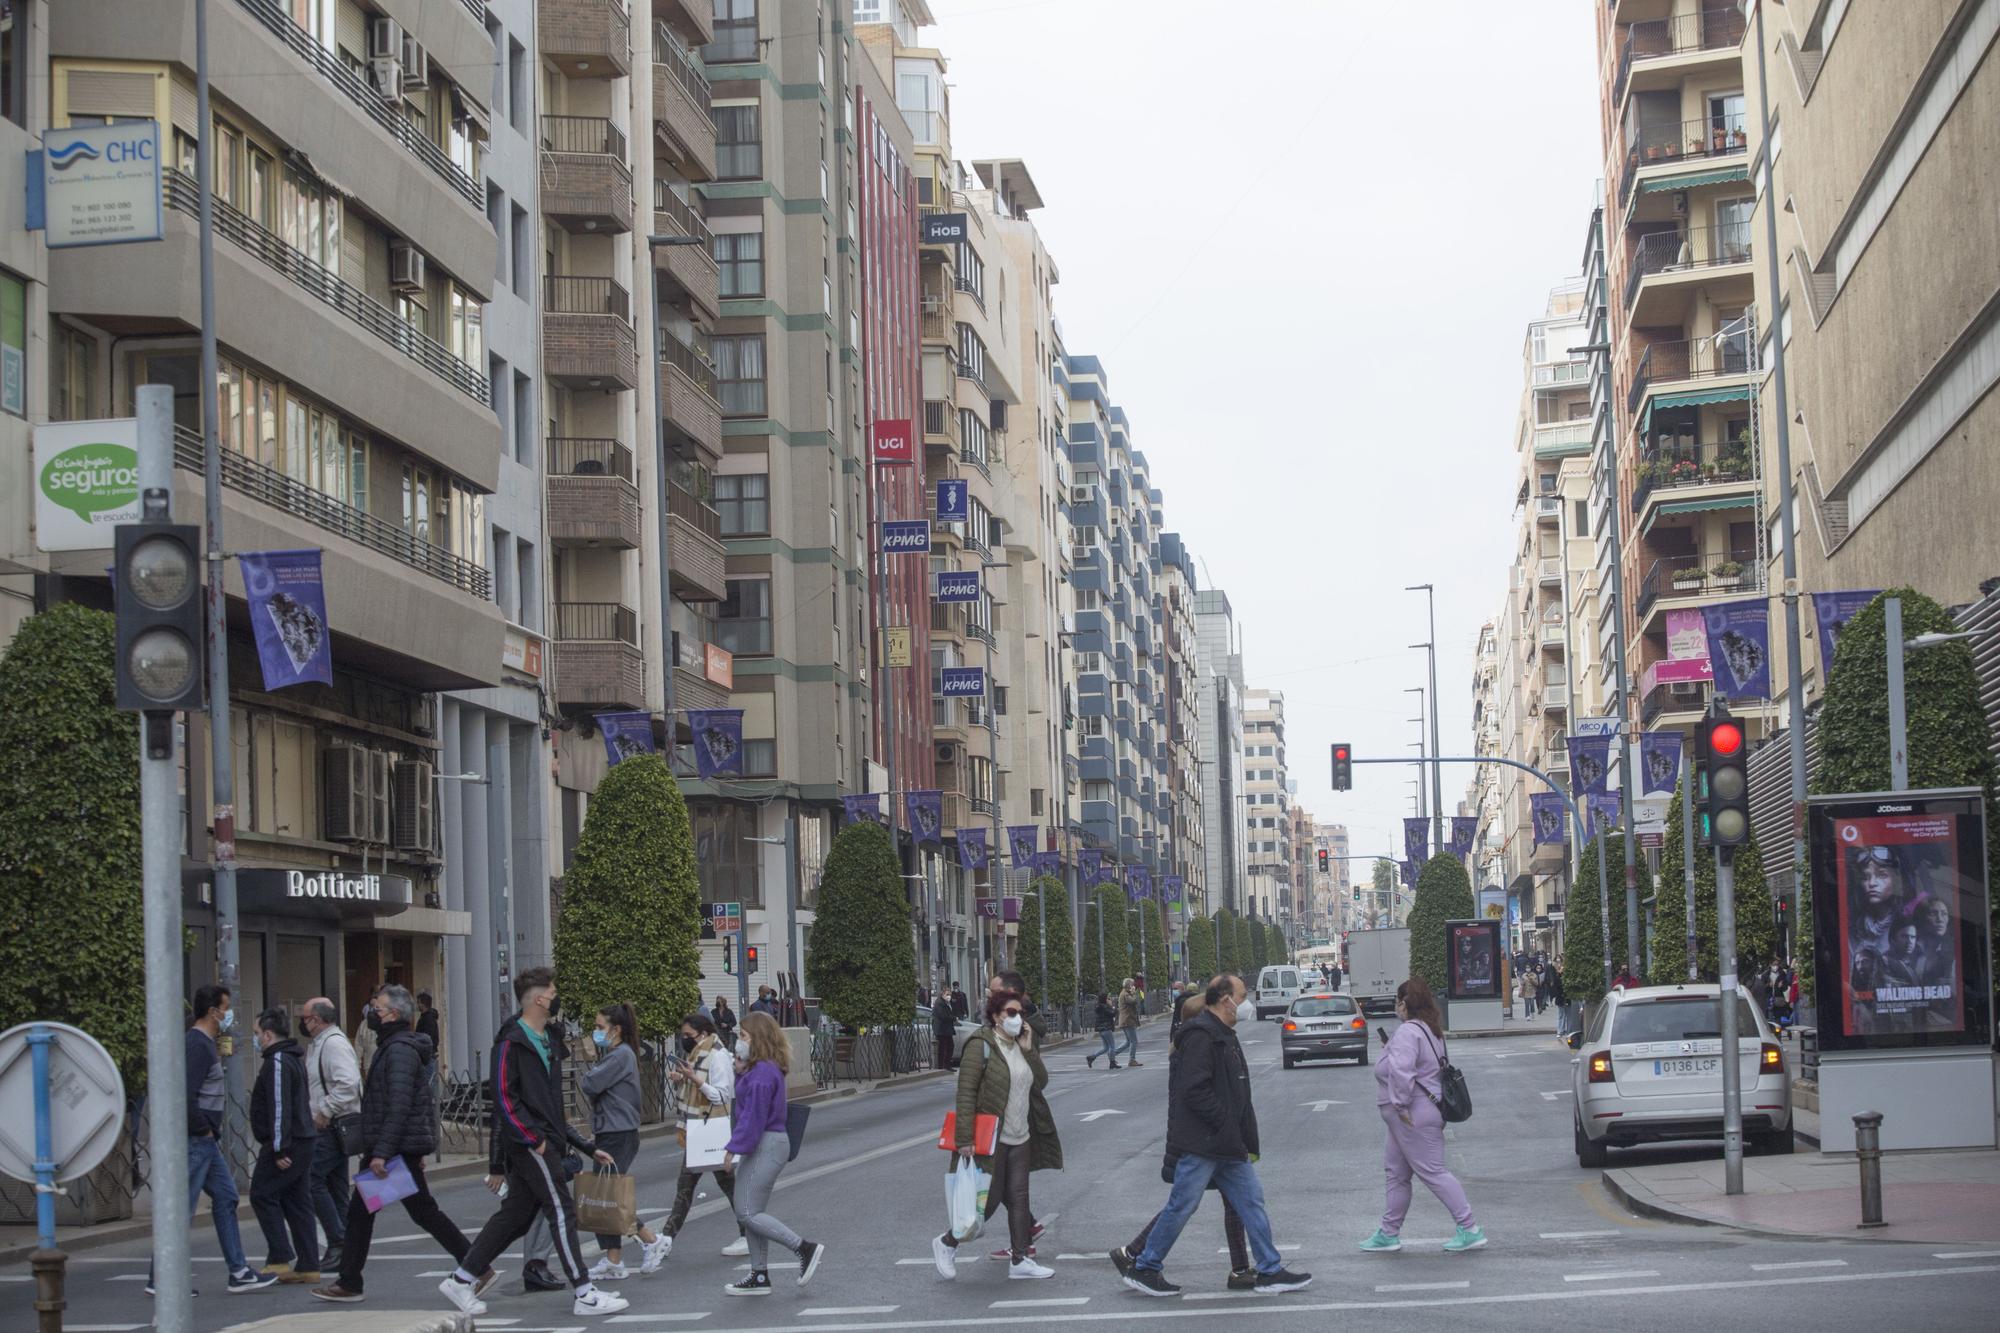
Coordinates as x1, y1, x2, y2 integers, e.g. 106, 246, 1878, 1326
1445, 919, 1501, 1000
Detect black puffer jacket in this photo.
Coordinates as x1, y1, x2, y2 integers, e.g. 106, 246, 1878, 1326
359, 1025, 438, 1161
1165, 1009, 1259, 1163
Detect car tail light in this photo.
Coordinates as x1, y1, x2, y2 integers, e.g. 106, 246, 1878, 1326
1282, 1020, 1297, 1032
1588, 1052, 1614, 1083
1761, 1042, 1783, 1073
1350, 1017, 1366, 1030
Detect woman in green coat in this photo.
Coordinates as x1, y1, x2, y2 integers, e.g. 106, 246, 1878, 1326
932, 988, 1063, 1282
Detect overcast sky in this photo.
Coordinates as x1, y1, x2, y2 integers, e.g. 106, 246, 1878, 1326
929, 0, 1605, 869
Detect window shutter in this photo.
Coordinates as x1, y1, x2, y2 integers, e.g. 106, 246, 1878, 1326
170, 76, 199, 138
65, 68, 159, 121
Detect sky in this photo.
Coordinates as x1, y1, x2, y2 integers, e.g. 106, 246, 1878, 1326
927, 0, 1607, 871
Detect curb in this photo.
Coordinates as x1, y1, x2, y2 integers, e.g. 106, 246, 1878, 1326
1442, 1026, 1566, 1041
1599, 1168, 1995, 1246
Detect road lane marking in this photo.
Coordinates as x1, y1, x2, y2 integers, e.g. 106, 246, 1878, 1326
1933, 1251, 2000, 1259
1753, 1260, 1847, 1271
1300, 1100, 1347, 1110
989, 1297, 1089, 1307
1182, 1291, 1261, 1301
606, 1315, 710, 1323
1564, 1269, 1659, 1282
1056, 1253, 1106, 1261
1075, 1109, 1127, 1122
800, 1307, 900, 1315
1376, 1281, 1470, 1292
1540, 1230, 1621, 1239
62, 1326, 146, 1332
1220, 1243, 1300, 1252
894, 1257, 940, 1265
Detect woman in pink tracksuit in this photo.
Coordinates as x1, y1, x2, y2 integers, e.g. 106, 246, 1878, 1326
1359, 977, 1486, 1254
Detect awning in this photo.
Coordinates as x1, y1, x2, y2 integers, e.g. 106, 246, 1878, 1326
1639, 165, 1750, 193
1640, 384, 1756, 435
1642, 493, 1757, 534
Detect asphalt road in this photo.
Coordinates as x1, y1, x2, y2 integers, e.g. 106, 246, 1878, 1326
16, 1021, 2000, 1332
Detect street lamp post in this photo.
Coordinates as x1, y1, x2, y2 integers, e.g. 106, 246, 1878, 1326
1886, 606, 1995, 790
1408, 584, 1445, 853
1404, 687, 1428, 840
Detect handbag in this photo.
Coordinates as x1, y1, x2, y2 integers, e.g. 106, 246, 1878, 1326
574, 1164, 637, 1237
1417, 1026, 1472, 1123
683, 1112, 733, 1170
785, 1103, 811, 1162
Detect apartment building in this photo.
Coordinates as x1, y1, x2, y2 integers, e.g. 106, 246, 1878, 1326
16, 0, 507, 1040
1243, 688, 1289, 922
1287, 799, 1313, 942
1159, 531, 1205, 931
1195, 586, 1248, 916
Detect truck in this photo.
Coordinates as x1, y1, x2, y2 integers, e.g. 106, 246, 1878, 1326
1346, 927, 1410, 1015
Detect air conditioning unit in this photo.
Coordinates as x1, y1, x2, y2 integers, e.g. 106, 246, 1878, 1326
368, 56, 403, 102
368, 16, 402, 60
390, 760, 436, 852
1668, 680, 1704, 698
935, 743, 958, 764
400, 35, 431, 88
389, 241, 426, 293
323, 745, 373, 842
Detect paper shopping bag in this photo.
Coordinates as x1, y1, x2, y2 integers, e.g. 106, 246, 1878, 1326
574, 1167, 636, 1237
683, 1114, 733, 1170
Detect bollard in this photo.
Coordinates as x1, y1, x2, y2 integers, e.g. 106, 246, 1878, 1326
30, 1248, 65, 1333
1854, 1111, 1886, 1229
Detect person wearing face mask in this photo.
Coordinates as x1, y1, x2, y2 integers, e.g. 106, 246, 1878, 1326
931, 989, 1063, 1282
249, 1007, 321, 1283
749, 985, 781, 1019
658, 1011, 744, 1255
720, 1012, 825, 1295
581, 1004, 671, 1279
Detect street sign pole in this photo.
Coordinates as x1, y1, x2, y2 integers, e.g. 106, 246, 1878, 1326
1717, 846, 1745, 1195
27, 1026, 60, 1333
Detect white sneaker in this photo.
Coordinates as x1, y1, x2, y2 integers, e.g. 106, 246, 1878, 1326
573, 1287, 629, 1316
587, 1258, 628, 1282
639, 1234, 672, 1274
437, 1276, 487, 1316
721, 1235, 750, 1258
1009, 1257, 1055, 1280
931, 1233, 957, 1280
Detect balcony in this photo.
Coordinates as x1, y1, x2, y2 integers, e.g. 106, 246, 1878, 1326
541, 117, 634, 233
670, 632, 731, 714
1533, 421, 1594, 459
1642, 679, 1712, 726
921, 294, 953, 343
1542, 686, 1570, 715
541, 0, 633, 77
1537, 556, 1563, 586
1539, 619, 1567, 654
653, 185, 719, 318
553, 602, 646, 709
1630, 438, 1756, 516
1612, 7, 1748, 108
1623, 222, 1753, 321
923, 399, 959, 448
655, 0, 713, 45
544, 276, 639, 390
548, 438, 641, 550
1625, 330, 1757, 415
667, 479, 728, 602
1617, 112, 1750, 209
1534, 495, 1563, 525
930, 603, 966, 642
1637, 550, 1763, 621
653, 22, 717, 182
659, 331, 724, 460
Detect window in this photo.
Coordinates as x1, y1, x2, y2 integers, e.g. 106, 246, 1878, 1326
447, 285, 483, 366
714, 104, 762, 179
0, 271, 24, 417
708, 0, 759, 63
692, 801, 763, 907
716, 578, 772, 655
52, 324, 93, 421
0, 1, 23, 126
712, 334, 767, 416
714, 473, 769, 535
1083, 780, 1112, 805
714, 231, 764, 297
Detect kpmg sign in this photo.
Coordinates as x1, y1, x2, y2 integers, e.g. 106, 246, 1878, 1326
881, 519, 931, 553
38, 122, 164, 249
237, 868, 413, 920
921, 212, 969, 244
939, 666, 986, 698
935, 570, 981, 603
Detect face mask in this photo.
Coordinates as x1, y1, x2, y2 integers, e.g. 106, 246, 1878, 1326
1001, 1014, 1024, 1037
734, 1040, 751, 1062
365, 1010, 385, 1033
592, 1030, 610, 1049
218, 1009, 236, 1033
679, 1035, 697, 1053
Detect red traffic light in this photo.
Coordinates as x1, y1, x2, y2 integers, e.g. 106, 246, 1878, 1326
1334, 746, 1349, 760
1710, 722, 1744, 756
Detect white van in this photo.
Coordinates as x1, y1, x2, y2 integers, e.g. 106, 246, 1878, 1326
1253, 965, 1304, 1020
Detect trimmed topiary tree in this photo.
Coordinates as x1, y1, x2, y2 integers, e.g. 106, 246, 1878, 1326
0, 605, 146, 1091
1013, 876, 1076, 1012
1214, 908, 1239, 976
1650, 789, 1775, 987
1268, 922, 1288, 967
806, 819, 916, 1029
1079, 883, 1130, 998
553, 753, 702, 1042
1187, 913, 1217, 984
1138, 898, 1167, 988
1562, 833, 1633, 1008
1809, 589, 2000, 1010
1237, 915, 1257, 979
1407, 853, 1475, 993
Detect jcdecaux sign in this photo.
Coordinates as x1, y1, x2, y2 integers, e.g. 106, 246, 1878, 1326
34, 419, 142, 552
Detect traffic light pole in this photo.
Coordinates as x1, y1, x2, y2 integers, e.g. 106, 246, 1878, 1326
1682, 757, 1698, 982
1717, 846, 1745, 1195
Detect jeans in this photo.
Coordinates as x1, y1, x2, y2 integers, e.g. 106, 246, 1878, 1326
1092, 1031, 1118, 1062
1118, 1027, 1140, 1061
337, 1154, 469, 1293
1130, 1196, 1247, 1271
307, 1131, 349, 1246
1132, 1154, 1281, 1275
249, 1144, 320, 1272
150, 1134, 249, 1282
731, 1130, 803, 1272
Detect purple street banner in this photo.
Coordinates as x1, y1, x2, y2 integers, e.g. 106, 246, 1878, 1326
1400, 859, 1417, 889
1080, 849, 1104, 885
687, 708, 744, 779
1813, 589, 1882, 674
957, 826, 989, 869
842, 793, 882, 825
1007, 825, 1039, 865
596, 711, 655, 765
1449, 816, 1477, 857
1404, 817, 1428, 866
1163, 875, 1184, 905
1032, 850, 1060, 879
1530, 792, 1568, 846
905, 789, 943, 845
1586, 794, 1623, 840
1639, 730, 1683, 796
1127, 865, 1151, 901
238, 549, 332, 689
1702, 598, 1773, 700
1567, 733, 1612, 796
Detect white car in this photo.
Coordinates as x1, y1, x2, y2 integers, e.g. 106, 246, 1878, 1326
1570, 983, 1794, 1167
1253, 965, 1305, 1020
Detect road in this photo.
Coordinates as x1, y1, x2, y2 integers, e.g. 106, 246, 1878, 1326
18, 1022, 2000, 1332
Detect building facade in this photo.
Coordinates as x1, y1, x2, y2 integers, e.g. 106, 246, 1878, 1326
1195, 586, 1247, 917
1242, 688, 1289, 923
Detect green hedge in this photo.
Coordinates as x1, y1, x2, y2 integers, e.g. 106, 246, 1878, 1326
1186, 913, 1217, 984
1649, 789, 1774, 987
805, 820, 915, 1028
1407, 854, 1474, 993
1013, 876, 1076, 1010
1214, 908, 1240, 976
1562, 833, 1633, 1008
1137, 898, 1168, 987
1078, 883, 1130, 999
1236, 915, 1257, 979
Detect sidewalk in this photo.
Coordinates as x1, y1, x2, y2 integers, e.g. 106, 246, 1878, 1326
1604, 1147, 2000, 1244
1448, 1003, 1568, 1040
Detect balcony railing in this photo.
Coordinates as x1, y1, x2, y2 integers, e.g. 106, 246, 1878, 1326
923, 399, 955, 441
1617, 111, 1749, 207
1631, 439, 1755, 512
163, 170, 487, 404
1612, 7, 1748, 106
1626, 330, 1757, 412
173, 426, 490, 599
666, 478, 723, 540
550, 437, 634, 481
542, 114, 628, 159
659, 329, 718, 395
1637, 549, 1762, 618
653, 20, 713, 110
1622, 222, 1753, 308
652, 181, 715, 249
1642, 679, 1712, 725
554, 601, 639, 644
546, 274, 632, 321
234, 0, 480, 207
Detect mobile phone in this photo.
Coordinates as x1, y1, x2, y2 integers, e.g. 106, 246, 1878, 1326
1376, 1026, 1390, 1045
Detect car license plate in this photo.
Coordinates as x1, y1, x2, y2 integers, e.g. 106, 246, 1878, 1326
1653, 1057, 1719, 1076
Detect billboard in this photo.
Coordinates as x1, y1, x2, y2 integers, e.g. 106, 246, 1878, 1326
1445, 919, 1501, 1000
1807, 789, 1991, 1052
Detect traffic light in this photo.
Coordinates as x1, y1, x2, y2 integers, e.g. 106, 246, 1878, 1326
1331, 743, 1352, 791
722, 937, 735, 974
114, 521, 206, 721
1775, 895, 1791, 938
1699, 707, 1750, 849
1317, 848, 1329, 873
744, 944, 760, 976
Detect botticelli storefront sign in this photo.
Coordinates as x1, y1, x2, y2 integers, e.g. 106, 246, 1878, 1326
34, 419, 141, 551
239, 868, 413, 920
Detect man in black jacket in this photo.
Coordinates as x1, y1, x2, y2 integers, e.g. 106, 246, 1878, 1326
1119, 974, 1310, 1298
248, 1008, 321, 1282
311, 985, 491, 1307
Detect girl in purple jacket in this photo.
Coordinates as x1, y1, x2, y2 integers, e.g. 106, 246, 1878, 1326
1359, 978, 1486, 1254
718, 1013, 825, 1296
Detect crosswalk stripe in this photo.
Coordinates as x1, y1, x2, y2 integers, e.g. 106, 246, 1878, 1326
1564, 1269, 1660, 1282
1377, 1281, 1471, 1292
800, 1307, 899, 1316
1753, 1260, 1847, 1271
1541, 1229, 1621, 1239
989, 1297, 1088, 1308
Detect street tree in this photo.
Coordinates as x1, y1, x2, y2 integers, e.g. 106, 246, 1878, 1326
1237, 915, 1258, 978
1214, 908, 1239, 976
806, 819, 915, 1028
1013, 876, 1077, 1012
1079, 883, 1131, 998
1186, 913, 1217, 984
1649, 791, 1773, 987
1407, 853, 1475, 992
1268, 922, 1288, 966
1138, 899, 1167, 988
1562, 833, 1633, 1009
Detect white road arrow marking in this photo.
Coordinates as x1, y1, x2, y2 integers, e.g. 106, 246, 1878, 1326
1077, 1108, 1128, 1122
1300, 1099, 1348, 1111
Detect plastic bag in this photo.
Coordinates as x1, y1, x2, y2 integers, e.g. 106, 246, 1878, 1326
944, 1160, 990, 1242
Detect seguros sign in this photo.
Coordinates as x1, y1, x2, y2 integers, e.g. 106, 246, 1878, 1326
34, 419, 142, 552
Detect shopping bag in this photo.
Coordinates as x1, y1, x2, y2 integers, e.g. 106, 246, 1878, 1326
937, 1111, 1000, 1155
683, 1114, 733, 1170
353, 1156, 418, 1214
944, 1159, 990, 1243
574, 1166, 636, 1237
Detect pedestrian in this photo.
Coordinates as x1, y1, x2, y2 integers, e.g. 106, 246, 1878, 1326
1085, 993, 1120, 1070
1535, 964, 1554, 1019
312, 985, 494, 1306
301, 996, 360, 1276
582, 1004, 672, 1280
1168, 981, 1200, 1045
931, 988, 1061, 1281
1112, 987, 1255, 1292
749, 984, 781, 1019
1116, 974, 1311, 1297
1328, 961, 1343, 992
1548, 963, 1571, 1038
1359, 977, 1486, 1255
1116, 977, 1144, 1068
516, 1010, 575, 1293
714, 995, 738, 1047
989, 970, 1049, 1041
660, 1012, 745, 1257
439, 968, 626, 1319
249, 1008, 322, 1284
149, 984, 274, 1297
950, 982, 969, 1021
722, 1012, 826, 1295
1613, 966, 1641, 991
933, 987, 960, 1071
351, 987, 381, 1077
